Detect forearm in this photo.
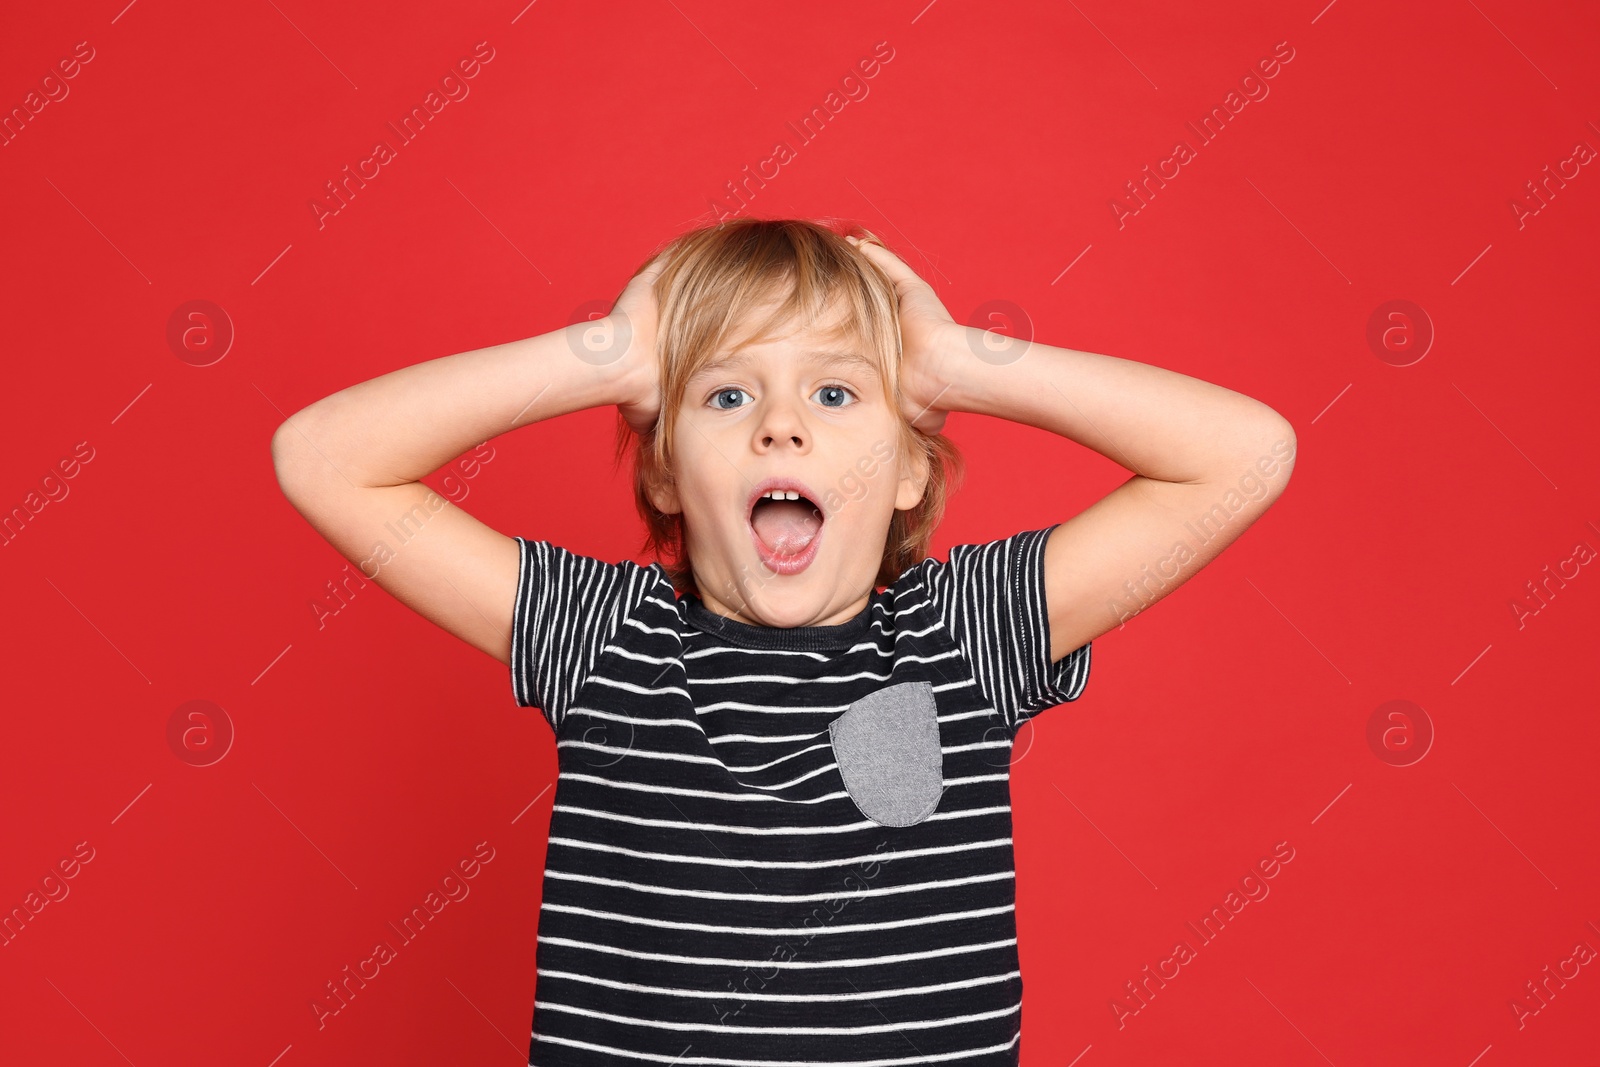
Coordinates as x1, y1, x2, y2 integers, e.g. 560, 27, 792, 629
936, 325, 1292, 484
273, 322, 634, 489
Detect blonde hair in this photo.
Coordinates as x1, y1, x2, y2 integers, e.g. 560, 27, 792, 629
611, 217, 964, 598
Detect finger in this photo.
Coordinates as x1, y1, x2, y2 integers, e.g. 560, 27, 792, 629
851, 238, 920, 287
636, 248, 672, 282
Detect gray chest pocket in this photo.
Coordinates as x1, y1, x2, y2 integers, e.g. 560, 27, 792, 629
828, 681, 945, 827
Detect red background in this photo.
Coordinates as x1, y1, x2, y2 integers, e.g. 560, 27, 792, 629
4, 1, 1598, 1064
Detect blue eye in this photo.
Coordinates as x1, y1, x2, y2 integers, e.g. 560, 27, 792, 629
708, 385, 857, 410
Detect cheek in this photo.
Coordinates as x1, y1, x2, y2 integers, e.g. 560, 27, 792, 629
672, 471, 738, 538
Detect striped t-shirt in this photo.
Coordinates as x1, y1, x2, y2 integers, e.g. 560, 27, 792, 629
510, 525, 1092, 1066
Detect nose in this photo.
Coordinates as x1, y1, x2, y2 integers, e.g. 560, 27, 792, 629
754, 390, 809, 453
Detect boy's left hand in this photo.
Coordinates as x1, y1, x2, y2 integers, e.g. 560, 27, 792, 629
849, 235, 963, 435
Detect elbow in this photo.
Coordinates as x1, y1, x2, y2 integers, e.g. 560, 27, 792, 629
270, 420, 298, 476
1215, 406, 1296, 501
270, 422, 302, 499
1250, 404, 1295, 445
269, 421, 290, 471
271, 411, 322, 492
1253, 410, 1297, 497
1267, 410, 1296, 469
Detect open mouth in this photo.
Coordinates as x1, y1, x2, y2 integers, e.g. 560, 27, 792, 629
747, 483, 825, 575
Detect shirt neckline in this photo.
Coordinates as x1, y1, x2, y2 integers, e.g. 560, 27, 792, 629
682, 593, 877, 652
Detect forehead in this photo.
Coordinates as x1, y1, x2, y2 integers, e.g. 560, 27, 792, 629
693, 300, 882, 380
690, 344, 881, 381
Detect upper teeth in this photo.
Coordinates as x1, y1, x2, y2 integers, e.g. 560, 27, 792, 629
761, 490, 801, 501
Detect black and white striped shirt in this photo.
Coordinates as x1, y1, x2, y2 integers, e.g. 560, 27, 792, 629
510, 525, 1092, 1066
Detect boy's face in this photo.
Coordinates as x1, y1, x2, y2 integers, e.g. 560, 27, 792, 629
650, 302, 930, 629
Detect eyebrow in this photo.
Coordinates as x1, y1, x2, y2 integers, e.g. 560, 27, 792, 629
693, 348, 881, 380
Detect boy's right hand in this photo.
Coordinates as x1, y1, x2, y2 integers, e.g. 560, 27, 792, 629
601, 250, 671, 436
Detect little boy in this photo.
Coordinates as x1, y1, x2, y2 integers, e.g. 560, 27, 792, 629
273, 218, 1295, 1065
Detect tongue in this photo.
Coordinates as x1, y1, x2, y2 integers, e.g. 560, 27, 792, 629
751, 500, 822, 556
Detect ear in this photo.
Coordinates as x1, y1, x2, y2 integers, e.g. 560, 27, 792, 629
893, 438, 931, 512
648, 475, 683, 516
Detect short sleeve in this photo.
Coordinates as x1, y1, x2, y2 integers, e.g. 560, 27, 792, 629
910, 524, 1091, 736
509, 537, 666, 735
